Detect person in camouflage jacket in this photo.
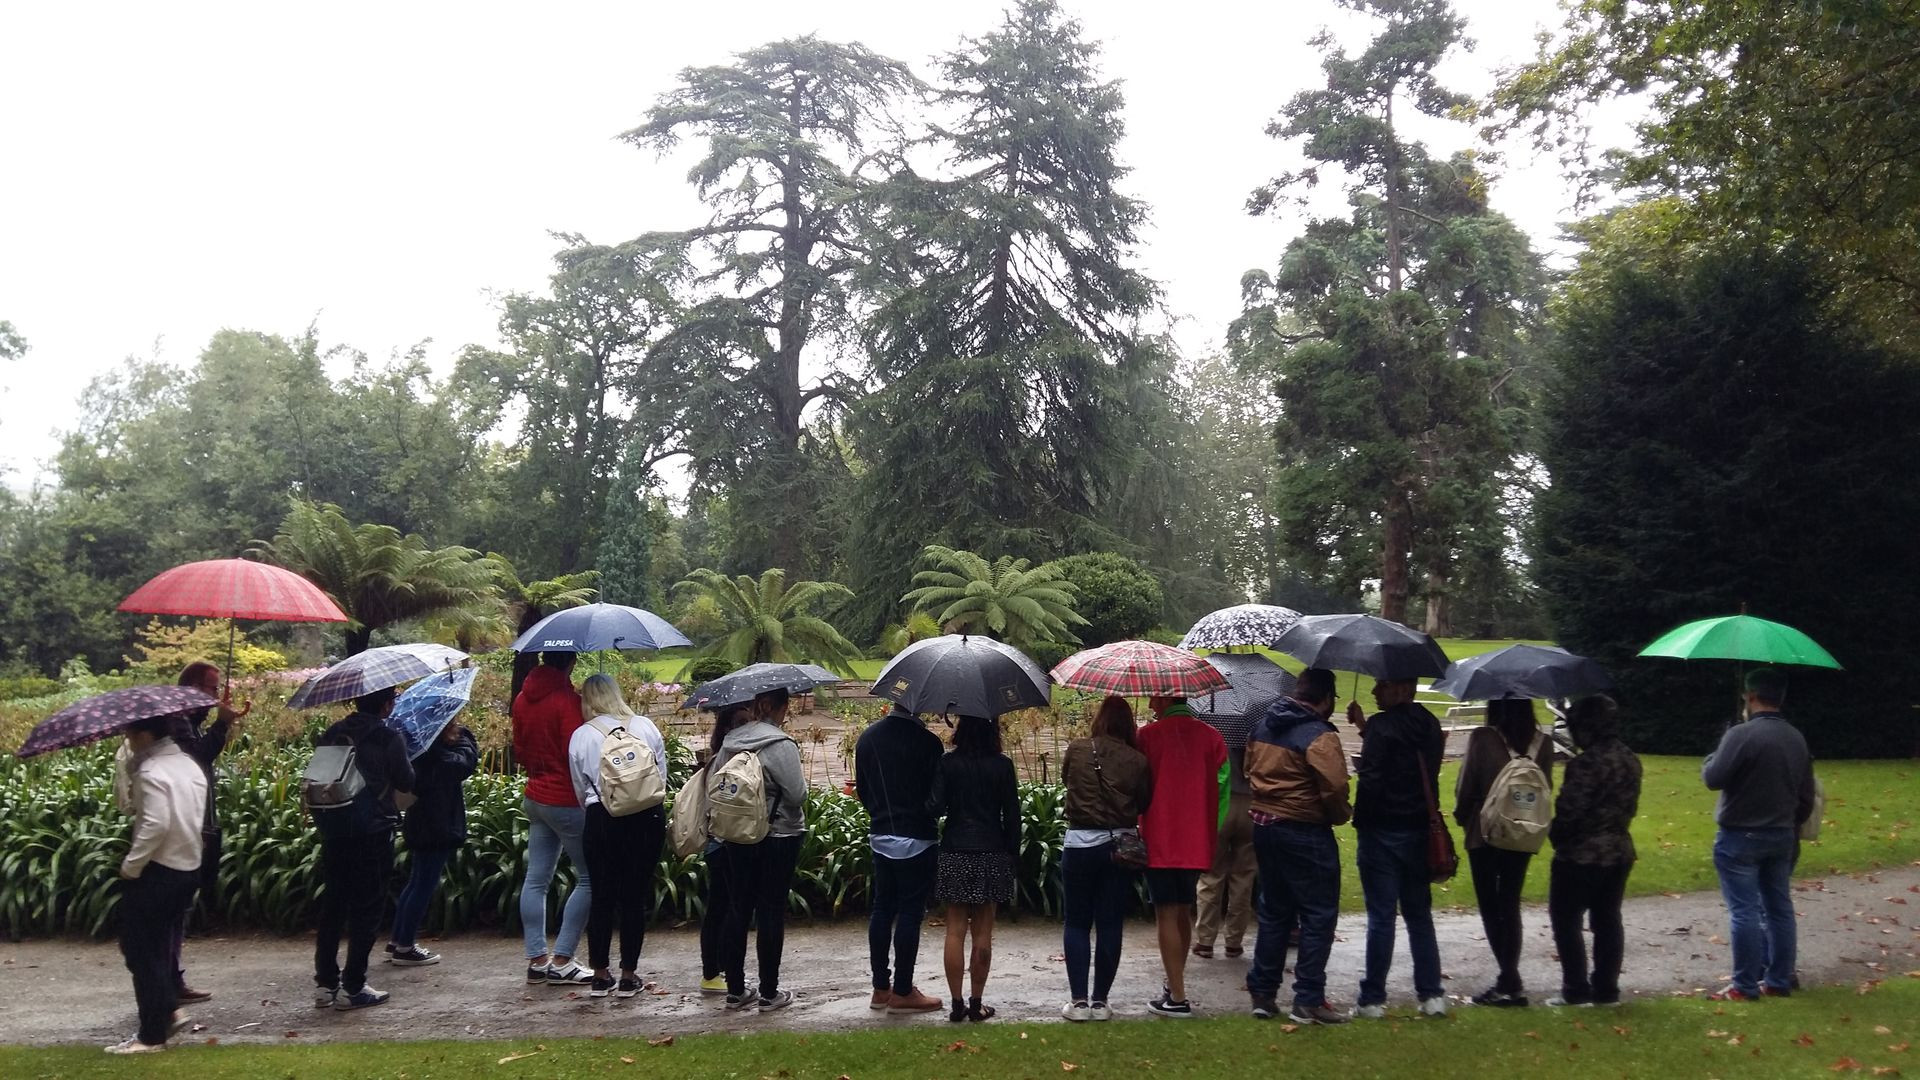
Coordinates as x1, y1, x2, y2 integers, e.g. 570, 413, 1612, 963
1545, 696, 1642, 1006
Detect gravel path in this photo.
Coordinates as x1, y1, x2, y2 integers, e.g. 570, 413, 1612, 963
4, 865, 1916, 1046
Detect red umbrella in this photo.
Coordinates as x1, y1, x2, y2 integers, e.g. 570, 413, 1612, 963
120, 558, 348, 679
1051, 640, 1232, 697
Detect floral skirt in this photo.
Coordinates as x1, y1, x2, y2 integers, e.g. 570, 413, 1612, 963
936, 849, 1015, 906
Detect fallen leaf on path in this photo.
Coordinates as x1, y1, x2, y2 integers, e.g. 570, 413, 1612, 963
1707, 1030, 1730, 1038
203, 1038, 219, 1046
1878, 1027, 1895, 1036
1019, 1031, 1029, 1040
284, 1031, 300, 1039
946, 1041, 970, 1053
1280, 1024, 1300, 1034
1797, 1033, 1818, 1048
1728, 1035, 1747, 1047
1831, 1058, 1863, 1072
1891, 1043, 1911, 1052
620, 1057, 634, 1064
1524, 1031, 1540, 1040
498, 1046, 548, 1064
648, 1035, 674, 1047
1871, 1068, 1900, 1077
1710, 935, 1729, 945
1062, 1062, 1080, 1072
1613, 1026, 1630, 1036
1048, 954, 1067, 962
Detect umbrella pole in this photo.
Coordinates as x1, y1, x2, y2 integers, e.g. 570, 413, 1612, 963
224, 618, 237, 692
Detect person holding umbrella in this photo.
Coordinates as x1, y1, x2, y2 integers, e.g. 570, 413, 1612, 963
1349, 676, 1448, 1019
854, 702, 946, 1015
311, 687, 414, 1011
108, 712, 209, 1054
386, 716, 478, 968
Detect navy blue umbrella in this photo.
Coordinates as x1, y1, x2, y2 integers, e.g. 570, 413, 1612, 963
509, 603, 692, 654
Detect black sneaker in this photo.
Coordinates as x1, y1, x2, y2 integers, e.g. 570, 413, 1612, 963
1289, 1001, 1350, 1025
390, 946, 440, 967
334, 986, 390, 1011
589, 974, 617, 998
724, 988, 758, 1010
616, 976, 641, 999
1147, 993, 1193, 1018
1250, 995, 1281, 1020
1471, 988, 1529, 1008
758, 989, 794, 1011
526, 964, 549, 985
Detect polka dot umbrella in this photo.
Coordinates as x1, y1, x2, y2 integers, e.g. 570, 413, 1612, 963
16, 685, 218, 758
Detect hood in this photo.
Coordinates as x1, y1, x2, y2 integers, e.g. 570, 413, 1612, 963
722, 719, 790, 753
1261, 696, 1326, 733
520, 665, 575, 703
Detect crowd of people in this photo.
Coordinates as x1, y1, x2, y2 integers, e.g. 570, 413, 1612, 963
100, 656, 1817, 1053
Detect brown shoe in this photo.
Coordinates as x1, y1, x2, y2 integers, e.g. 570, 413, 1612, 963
870, 988, 890, 1010
1224, 944, 1245, 959
176, 986, 213, 1004
1191, 944, 1215, 959
886, 988, 944, 1014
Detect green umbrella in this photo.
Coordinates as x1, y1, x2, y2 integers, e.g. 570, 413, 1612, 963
1638, 615, 1842, 668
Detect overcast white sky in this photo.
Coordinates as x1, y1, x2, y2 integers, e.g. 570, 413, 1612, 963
0, 0, 1616, 488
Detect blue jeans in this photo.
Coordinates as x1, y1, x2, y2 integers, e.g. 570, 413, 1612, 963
1060, 843, 1133, 1004
869, 847, 937, 995
1356, 828, 1443, 1004
1248, 821, 1340, 1007
520, 798, 592, 960
390, 845, 454, 949
1713, 826, 1798, 995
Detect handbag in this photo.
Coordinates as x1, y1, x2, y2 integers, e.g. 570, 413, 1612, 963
1091, 738, 1149, 869
1417, 751, 1458, 883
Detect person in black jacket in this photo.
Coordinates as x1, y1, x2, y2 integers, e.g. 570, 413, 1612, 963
1349, 677, 1447, 1019
854, 704, 946, 1014
169, 661, 249, 1004
387, 721, 478, 966
312, 686, 414, 1011
928, 715, 1020, 1023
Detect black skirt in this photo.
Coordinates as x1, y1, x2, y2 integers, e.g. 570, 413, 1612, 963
936, 849, 1015, 905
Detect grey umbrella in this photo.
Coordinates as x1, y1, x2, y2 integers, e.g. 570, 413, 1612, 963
870, 635, 1052, 718
1188, 652, 1296, 750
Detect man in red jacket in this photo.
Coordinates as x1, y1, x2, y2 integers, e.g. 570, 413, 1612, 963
511, 652, 594, 985
1137, 696, 1227, 1017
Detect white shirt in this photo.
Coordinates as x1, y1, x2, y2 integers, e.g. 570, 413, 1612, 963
122, 739, 208, 878
567, 713, 668, 808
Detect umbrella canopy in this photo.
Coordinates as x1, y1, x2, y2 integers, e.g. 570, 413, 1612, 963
288, 643, 470, 709
1178, 604, 1304, 651
1051, 640, 1232, 697
1188, 652, 1296, 750
1272, 613, 1450, 680
1430, 644, 1614, 701
16, 685, 217, 758
684, 663, 845, 711
387, 667, 478, 760
119, 559, 348, 622
510, 603, 692, 654
1639, 615, 1842, 668
870, 635, 1052, 718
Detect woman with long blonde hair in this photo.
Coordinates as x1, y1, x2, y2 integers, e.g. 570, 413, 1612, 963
566, 674, 668, 999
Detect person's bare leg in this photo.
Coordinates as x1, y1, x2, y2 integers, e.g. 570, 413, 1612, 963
969, 904, 996, 1001
944, 906, 967, 1004
1157, 903, 1195, 1001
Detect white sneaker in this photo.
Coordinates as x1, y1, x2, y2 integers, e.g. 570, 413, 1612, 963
1062, 1001, 1093, 1022
1089, 1001, 1112, 1021
545, 960, 593, 985
1354, 1004, 1387, 1019
104, 1037, 165, 1055
314, 986, 337, 1009
1419, 996, 1448, 1017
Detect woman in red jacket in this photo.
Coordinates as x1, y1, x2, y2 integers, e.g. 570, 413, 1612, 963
512, 652, 593, 986
1137, 696, 1227, 1017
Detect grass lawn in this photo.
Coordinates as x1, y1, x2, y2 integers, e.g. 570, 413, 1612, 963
9, 979, 1918, 1079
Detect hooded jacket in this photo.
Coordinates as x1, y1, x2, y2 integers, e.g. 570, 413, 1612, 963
512, 665, 583, 807
404, 726, 479, 850
714, 719, 807, 838
1245, 697, 1350, 826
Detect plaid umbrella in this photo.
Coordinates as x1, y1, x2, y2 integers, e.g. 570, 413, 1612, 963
16, 685, 217, 758
1178, 604, 1304, 651
1051, 640, 1231, 697
683, 663, 845, 711
387, 667, 478, 760
288, 643, 470, 709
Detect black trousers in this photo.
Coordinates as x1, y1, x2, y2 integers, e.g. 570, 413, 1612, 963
722, 834, 803, 998
583, 803, 666, 972
1549, 859, 1632, 1003
868, 847, 937, 995
314, 831, 394, 993
121, 864, 199, 1045
168, 829, 221, 986
700, 845, 731, 981
1468, 845, 1534, 994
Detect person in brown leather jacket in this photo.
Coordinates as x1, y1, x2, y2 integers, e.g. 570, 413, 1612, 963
1056, 697, 1152, 1021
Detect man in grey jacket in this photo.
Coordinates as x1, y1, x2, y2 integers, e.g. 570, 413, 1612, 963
1701, 668, 1816, 1001
714, 688, 807, 1012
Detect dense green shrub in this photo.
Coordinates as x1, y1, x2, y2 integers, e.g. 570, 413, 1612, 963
0, 743, 1075, 940
0, 676, 61, 701
1022, 640, 1078, 673
1049, 552, 1164, 646
683, 655, 739, 685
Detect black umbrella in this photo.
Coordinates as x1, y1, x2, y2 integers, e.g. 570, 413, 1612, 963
870, 635, 1052, 718
1272, 613, 1450, 681
1188, 652, 1296, 750
682, 663, 844, 711
1429, 644, 1613, 701
16, 685, 218, 758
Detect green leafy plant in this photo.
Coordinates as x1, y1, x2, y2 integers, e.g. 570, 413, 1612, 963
901, 546, 1086, 649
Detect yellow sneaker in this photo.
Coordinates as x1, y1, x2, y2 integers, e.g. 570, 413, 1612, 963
700, 975, 727, 996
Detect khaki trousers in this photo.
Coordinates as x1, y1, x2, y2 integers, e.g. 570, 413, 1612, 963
1194, 793, 1257, 948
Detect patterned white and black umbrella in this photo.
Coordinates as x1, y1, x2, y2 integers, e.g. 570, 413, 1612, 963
1178, 604, 1304, 651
